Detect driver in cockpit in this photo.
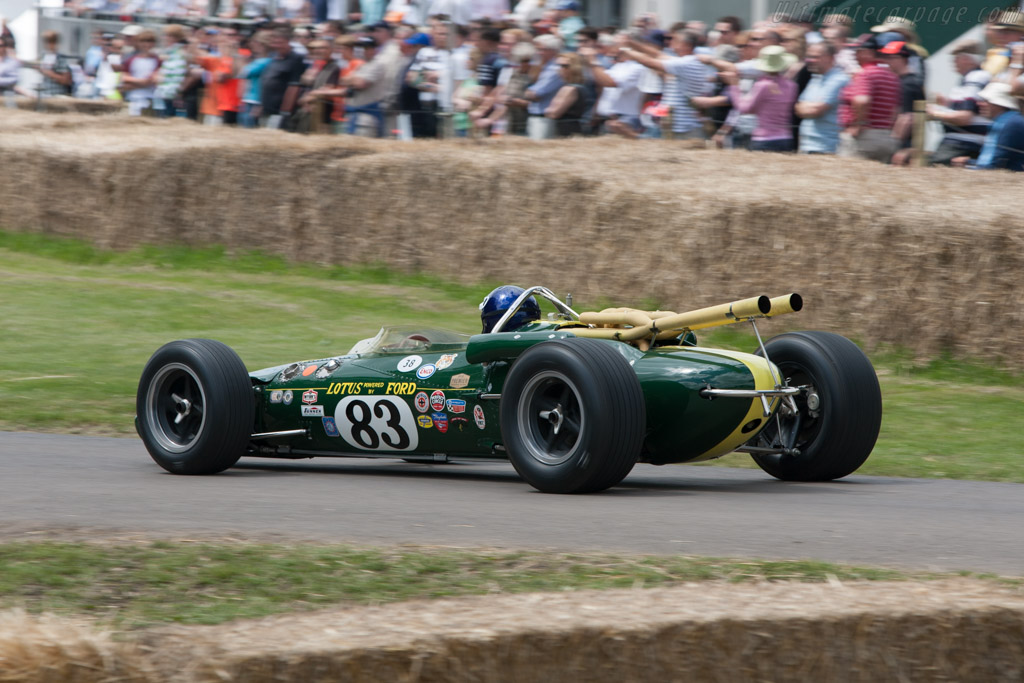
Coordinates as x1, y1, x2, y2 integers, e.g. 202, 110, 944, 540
479, 285, 542, 333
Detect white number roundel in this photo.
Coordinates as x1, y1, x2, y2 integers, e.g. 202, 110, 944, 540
397, 355, 422, 372
334, 396, 419, 452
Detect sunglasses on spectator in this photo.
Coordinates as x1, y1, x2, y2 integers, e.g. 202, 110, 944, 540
557, 62, 571, 67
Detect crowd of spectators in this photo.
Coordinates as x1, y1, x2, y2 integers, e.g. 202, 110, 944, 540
2, 6, 1024, 170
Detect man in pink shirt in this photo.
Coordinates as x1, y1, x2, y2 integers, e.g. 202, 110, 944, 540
723, 45, 798, 152
837, 33, 902, 162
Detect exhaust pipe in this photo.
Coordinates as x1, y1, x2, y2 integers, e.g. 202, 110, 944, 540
572, 293, 800, 342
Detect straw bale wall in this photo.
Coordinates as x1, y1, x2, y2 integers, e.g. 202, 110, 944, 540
1, 110, 1021, 364
3, 580, 1024, 682
8, 96, 124, 115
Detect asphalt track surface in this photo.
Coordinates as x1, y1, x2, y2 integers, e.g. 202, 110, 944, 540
2, 431, 1022, 576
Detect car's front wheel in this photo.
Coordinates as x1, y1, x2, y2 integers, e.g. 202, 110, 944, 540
749, 331, 882, 481
500, 339, 646, 493
136, 339, 253, 475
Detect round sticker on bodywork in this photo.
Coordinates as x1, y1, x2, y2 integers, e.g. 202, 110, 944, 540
397, 355, 423, 372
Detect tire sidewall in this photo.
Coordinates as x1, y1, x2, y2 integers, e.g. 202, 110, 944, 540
754, 332, 881, 481
137, 340, 247, 474
500, 340, 642, 493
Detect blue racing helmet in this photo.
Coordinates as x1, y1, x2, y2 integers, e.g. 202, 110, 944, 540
480, 285, 541, 333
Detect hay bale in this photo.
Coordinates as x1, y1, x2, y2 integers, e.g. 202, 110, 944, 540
0, 609, 151, 683
0, 110, 1021, 365
134, 580, 1024, 682
9, 97, 125, 116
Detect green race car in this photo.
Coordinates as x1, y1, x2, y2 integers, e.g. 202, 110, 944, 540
136, 286, 882, 493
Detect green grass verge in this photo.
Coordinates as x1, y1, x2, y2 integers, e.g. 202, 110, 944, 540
2, 230, 1022, 481
0, 541, 975, 629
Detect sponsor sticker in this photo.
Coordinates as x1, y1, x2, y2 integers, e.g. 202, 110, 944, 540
450, 373, 470, 389
327, 381, 405, 396
269, 390, 283, 404
302, 390, 318, 404
302, 405, 325, 418
416, 364, 437, 380
432, 411, 448, 434
446, 398, 466, 413
283, 390, 293, 405
430, 390, 446, 412
436, 353, 457, 370
397, 355, 423, 372
474, 404, 486, 430
414, 392, 429, 413
417, 415, 434, 429
450, 416, 469, 432
322, 416, 340, 437
302, 364, 318, 377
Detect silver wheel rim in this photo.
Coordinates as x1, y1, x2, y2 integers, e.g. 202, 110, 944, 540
145, 363, 207, 454
515, 370, 585, 466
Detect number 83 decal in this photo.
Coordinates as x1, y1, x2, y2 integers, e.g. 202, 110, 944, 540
334, 396, 419, 452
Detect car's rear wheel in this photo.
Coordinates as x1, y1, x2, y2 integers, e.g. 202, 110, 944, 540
137, 339, 253, 475
501, 339, 645, 493
749, 331, 881, 481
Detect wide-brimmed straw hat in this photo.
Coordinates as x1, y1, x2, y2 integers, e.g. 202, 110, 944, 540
870, 16, 920, 44
992, 10, 1024, 32
978, 82, 1021, 111
754, 45, 797, 73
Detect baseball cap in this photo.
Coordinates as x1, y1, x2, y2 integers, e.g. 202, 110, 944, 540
848, 33, 880, 50
403, 32, 431, 47
555, 0, 580, 9
120, 24, 143, 36
879, 40, 911, 56
874, 31, 905, 47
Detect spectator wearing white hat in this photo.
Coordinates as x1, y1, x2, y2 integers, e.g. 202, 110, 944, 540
927, 40, 991, 166
953, 82, 1024, 172
722, 45, 797, 152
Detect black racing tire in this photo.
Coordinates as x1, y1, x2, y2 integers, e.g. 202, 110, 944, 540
750, 331, 882, 481
136, 339, 254, 475
500, 339, 646, 494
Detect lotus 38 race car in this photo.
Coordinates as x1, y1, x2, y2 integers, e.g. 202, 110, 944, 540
137, 286, 882, 494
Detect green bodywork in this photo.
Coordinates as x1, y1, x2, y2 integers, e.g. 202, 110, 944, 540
249, 321, 772, 465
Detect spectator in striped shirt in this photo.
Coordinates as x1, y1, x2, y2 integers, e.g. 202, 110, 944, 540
155, 24, 189, 117
927, 40, 991, 165
837, 33, 901, 163
621, 29, 712, 140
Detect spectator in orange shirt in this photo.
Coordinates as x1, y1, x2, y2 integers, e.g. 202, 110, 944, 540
194, 27, 243, 125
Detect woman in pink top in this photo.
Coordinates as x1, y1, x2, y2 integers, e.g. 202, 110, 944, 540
726, 46, 798, 152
